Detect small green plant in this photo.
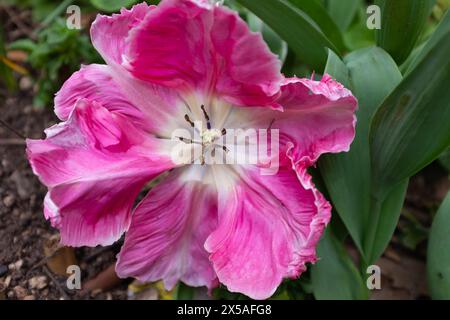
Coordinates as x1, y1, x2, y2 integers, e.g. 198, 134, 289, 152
9, 18, 102, 108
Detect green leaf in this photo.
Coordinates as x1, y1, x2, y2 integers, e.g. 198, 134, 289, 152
236, 0, 338, 71
427, 191, 450, 299
343, 7, 376, 51
370, 26, 450, 197
319, 47, 407, 263
287, 0, 346, 52
327, 0, 361, 32
405, 10, 450, 75
311, 229, 368, 300
439, 148, 450, 172
375, 0, 436, 64
90, 0, 138, 12
8, 39, 37, 52
174, 283, 195, 300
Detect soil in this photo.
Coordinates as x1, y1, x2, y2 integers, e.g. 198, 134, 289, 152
0, 90, 130, 300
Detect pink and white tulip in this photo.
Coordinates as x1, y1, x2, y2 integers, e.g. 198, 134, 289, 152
27, 0, 357, 299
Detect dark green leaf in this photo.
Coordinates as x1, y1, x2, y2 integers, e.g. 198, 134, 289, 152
327, 0, 361, 32
405, 10, 450, 74
375, 0, 436, 64
90, 0, 138, 12
439, 148, 450, 172
320, 47, 406, 263
427, 191, 450, 299
370, 27, 450, 196
236, 0, 338, 71
175, 283, 195, 300
287, 0, 346, 52
311, 229, 368, 300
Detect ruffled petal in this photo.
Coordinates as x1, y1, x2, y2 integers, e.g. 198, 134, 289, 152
274, 74, 358, 161
27, 99, 175, 247
54, 64, 142, 122
125, 0, 282, 107
90, 2, 153, 65
205, 154, 330, 300
116, 169, 218, 290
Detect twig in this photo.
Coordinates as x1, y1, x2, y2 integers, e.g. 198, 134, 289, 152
42, 265, 70, 300
0, 118, 26, 139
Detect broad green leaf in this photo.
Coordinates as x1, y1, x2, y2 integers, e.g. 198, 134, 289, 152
236, 0, 338, 71
311, 229, 368, 300
327, 0, 361, 32
343, 7, 376, 51
287, 0, 346, 52
439, 148, 450, 172
370, 27, 450, 197
427, 191, 450, 299
319, 47, 407, 264
90, 0, 138, 12
405, 10, 450, 75
375, 0, 436, 64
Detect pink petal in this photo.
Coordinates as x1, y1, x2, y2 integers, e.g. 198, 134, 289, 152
125, 0, 282, 107
116, 169, 218, 290
54, 64, 142, 122
205, 154, 331, 300
55, 62, 186, 137
27, 99, 175, 247
90, 2, 153, 65
274, 74, 358, 161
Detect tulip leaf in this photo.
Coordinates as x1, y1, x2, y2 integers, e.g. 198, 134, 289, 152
427, 191, 450, 299
287, 0, 346, 52
236, 0, 338, 71
320, 47, 407, 264
375, 0, 436, 64
311, 229, 368, 300
405, 10, 450, 75
327, 0, 361, 32
370, 25, 450, 197
90, 0, 138, 12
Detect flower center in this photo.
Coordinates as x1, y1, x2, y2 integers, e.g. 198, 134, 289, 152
201, 128, 222, 147
177, 104, 228, 165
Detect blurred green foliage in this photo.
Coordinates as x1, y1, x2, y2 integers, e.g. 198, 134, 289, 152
9, 18, 102, 108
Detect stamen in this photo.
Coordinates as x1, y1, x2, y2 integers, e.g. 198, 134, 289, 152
184, 114, 195, 127
176, 136, 201, 145
200, 105, 211, 130
221, 128, 227, 136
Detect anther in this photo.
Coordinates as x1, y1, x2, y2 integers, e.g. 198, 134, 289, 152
200, 105, 211, 130
184, 114, 195, 127
221, 128, 226, 136
177, 136, 192, 144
